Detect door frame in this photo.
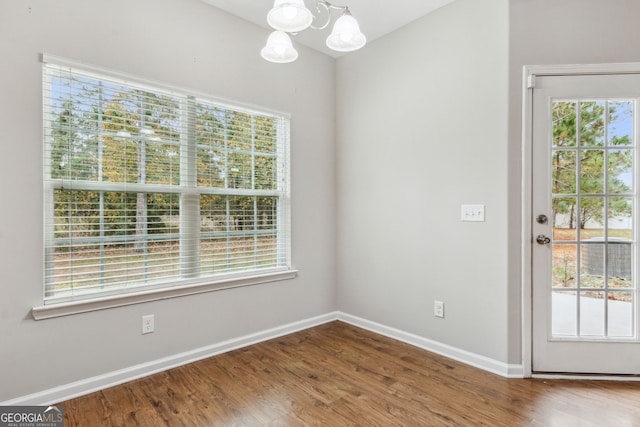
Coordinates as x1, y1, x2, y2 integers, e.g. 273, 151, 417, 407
521, 63, 640, 377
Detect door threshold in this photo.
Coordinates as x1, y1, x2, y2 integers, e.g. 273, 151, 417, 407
533, 372, 640, 381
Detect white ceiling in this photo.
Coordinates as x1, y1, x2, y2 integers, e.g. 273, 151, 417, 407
201, 0, 456, 58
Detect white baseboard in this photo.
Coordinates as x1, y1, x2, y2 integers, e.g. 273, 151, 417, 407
2, 311, 524, 405
1, 312, 339, 406
533, 373, 640, 381
337, 312, 524, 378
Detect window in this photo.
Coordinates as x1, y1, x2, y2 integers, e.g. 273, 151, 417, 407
42, 57, 291, 305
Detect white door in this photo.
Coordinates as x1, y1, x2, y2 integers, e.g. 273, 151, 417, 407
532, 73, 640, 374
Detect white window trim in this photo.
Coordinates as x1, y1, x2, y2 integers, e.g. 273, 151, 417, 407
32, 269, 298, 320
35, 54, 294, 318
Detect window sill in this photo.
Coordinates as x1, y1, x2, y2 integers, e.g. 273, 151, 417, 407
32, 269, 298, 320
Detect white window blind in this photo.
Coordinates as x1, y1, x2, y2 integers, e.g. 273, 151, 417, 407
43, 58, 291, 304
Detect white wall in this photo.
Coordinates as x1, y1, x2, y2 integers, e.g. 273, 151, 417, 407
335, 0, 640, 370
0, 0, 336, 401
336, 0, 510, 362
508, 0, 640, 364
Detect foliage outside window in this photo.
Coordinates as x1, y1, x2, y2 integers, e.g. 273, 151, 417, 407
551, 100, 633, 229
43, 59, 291, 304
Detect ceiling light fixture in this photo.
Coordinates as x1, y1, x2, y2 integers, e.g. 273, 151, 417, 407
261, 0, 366, 63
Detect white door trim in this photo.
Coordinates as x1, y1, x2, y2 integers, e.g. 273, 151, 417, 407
521, 63, 640, 377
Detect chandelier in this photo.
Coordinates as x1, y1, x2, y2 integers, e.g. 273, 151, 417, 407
261, 0, 367, 63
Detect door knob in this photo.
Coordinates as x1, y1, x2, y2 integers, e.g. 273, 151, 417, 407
536, 214, 548, 224
536, 234, 551, 245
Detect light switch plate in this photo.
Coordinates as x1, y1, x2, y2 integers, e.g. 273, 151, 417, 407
461, 204, 485, 222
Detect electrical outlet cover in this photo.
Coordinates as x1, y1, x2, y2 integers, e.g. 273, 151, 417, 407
142, 314, 154, 334
434, 301, 444, 318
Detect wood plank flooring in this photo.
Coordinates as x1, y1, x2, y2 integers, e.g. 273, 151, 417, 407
60, 321, 640, 426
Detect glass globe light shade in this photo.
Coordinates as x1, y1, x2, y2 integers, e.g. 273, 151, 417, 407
326, 13, 366, 52
267, 0, 313, 33
261, 31, 299, 63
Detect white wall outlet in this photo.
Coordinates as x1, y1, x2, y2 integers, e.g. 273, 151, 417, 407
142, 314, 154, 334
434, 301, 444, 318
461, 204, 485, 222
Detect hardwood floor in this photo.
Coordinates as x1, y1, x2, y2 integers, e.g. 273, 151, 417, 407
60, 321, 640, 426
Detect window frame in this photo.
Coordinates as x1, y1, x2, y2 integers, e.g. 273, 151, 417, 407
34, 54, 295, 319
